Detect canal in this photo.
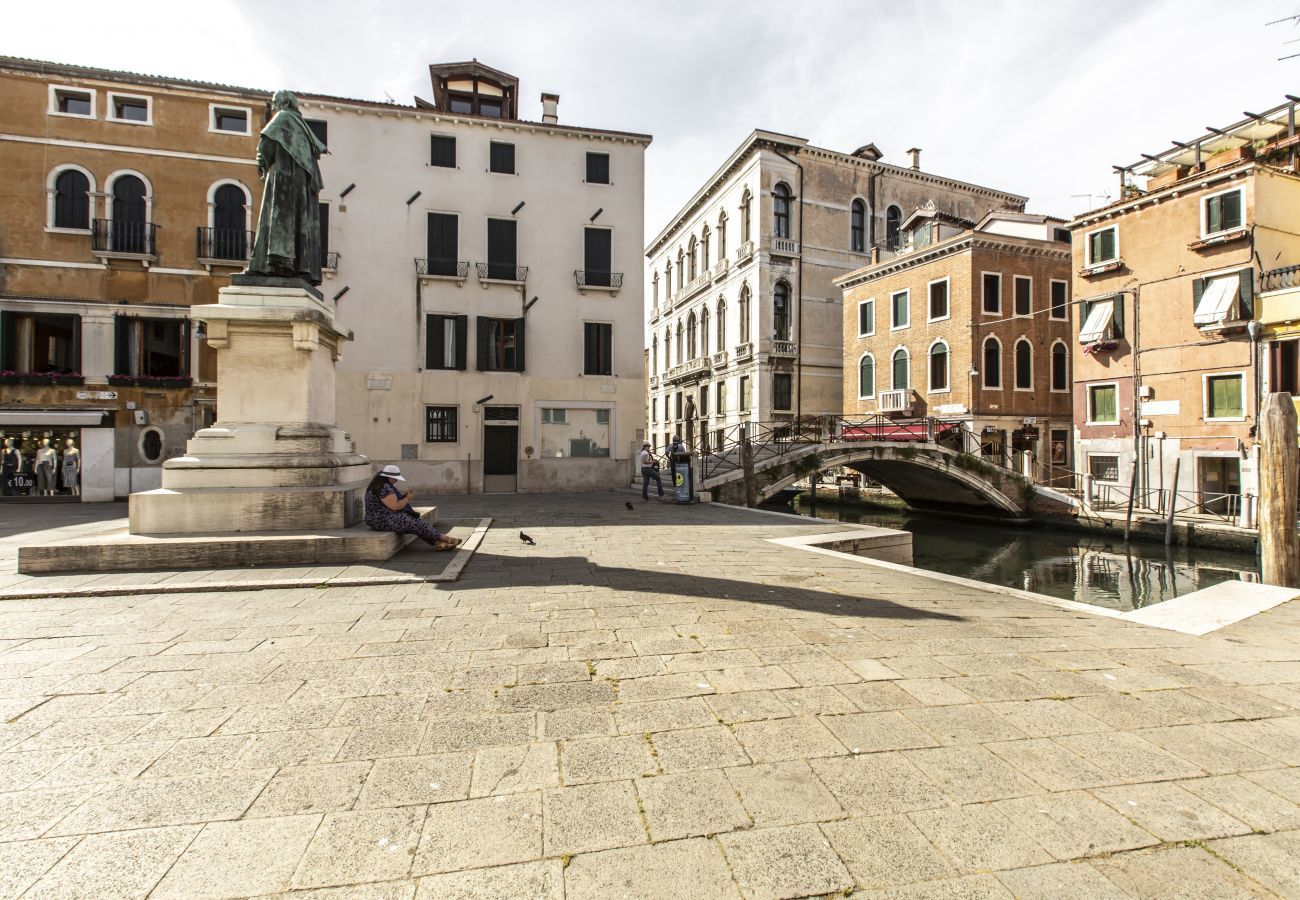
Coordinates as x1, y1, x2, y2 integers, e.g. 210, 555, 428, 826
766, 494, 1261, 611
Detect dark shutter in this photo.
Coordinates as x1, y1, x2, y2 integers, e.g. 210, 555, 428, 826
586, 152, 610, 184
487, 219, 517, 279
180, 321, 191, 378
0, 311, 13, 370
1192, 277, 1204, 317
490, 142, 515, 174
514, 317, 526, 372
1239, 268, 1255, 320
600, 324, 612, 375
476, 316, 489, 371
431, 135, 456, 168
1113, 295, 1124, 338
54, 170, 90, 229
114, 315, 130, 375
306, 119, 327, 147
584, 228, 612, 287
319, 201, 330, 256
427, 213, 458, 275
71, 314, 82, 374
584, 323, 597, 375
425, 315, 444, 369
454, 316, 468, 370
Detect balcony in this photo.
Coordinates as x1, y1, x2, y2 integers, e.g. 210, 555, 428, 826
712, 258, 730, 281
649, 375, 659, 388
321, 251, 340, 277
663, 356, 710, 384
476, 262, 528, 286
1188, 228, 1249, 252
649, 306, 661, 324
770, 340, 797, 357
877, 389, 918, 415
575, 270, 624, 295
195, 227, 251, 270
416, 258, 470, 285
737, 241, 755, 264
734, 341, 754, 360
92, 219, 158, 265
677, 271, 710, 305
770, 237, 799, 257
1079, 259, 1124, 278
712, 350, 728, 369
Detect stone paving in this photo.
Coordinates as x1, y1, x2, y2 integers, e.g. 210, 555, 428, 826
1, 492, 1299, 897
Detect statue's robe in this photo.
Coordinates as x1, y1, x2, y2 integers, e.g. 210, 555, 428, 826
248, 110, 326, 284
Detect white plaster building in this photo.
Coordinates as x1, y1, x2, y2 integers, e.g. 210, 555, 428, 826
303, 62, 651, 493
646, 131, 1025, 452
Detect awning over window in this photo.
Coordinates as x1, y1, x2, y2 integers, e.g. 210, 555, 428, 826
0, 409, 108, 426
1194, 275, 1239, 326
1079, 300, 1114, 344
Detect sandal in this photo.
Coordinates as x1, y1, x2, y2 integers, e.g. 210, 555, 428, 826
434, 537, 462, 551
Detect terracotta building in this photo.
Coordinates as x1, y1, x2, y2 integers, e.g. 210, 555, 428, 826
1069, 98, 1300, 521
0, 56, 270, 501
837, 211, 1073, 475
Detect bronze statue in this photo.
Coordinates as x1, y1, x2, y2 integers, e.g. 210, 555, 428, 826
247, 90, 326, 285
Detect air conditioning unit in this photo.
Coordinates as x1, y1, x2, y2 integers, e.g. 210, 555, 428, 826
1137, 385, 1153, 399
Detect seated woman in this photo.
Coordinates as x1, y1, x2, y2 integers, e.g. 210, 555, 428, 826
363, 465, 461, 550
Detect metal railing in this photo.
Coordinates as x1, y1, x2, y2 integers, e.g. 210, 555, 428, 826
92, 219, 157, 256
574, 270, 624, 288
416, 258, 468, 278
195, 226, 251, 261
477, 262, 528, 282
1091, 483, 1244, 524
1262, 263, 1300, 292
322, 251, 340, 270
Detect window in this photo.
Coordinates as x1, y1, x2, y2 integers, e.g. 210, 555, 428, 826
540, 408, 568, 424
1206, 373, 1245, 420
1193, 270, 1253, 327
0, 311, 80, 373
50, 86, 94, 118
717, 211, 727, 258
113, 316, 187, 378
773, 282, 792, 341
716, 299, 727, 351
665, 262, 672, 298
687, 313, 698, 359
1088, 383, 1118, 424
476, 316, 524, 372
108, 174, 149, 253
1272, 338, 1300, 395
306, 119, 328, 147
140, 428, 164, 464
929, 342, 949, 392
982, 273, 1001, 315
319, 202, 330, 269
1014, 339, 1033, 390
584, 227, 612, 286
773, 183, 792, 239
886, 205, 902, 250
891, 349, 910, 390
1089, 455, 1120, 483
1051, 342, 1069, 392
858, 354, 875, 399
586, 152, 610, 184
108, 93, 150, 124
676, 322, 684, 363
486, 218, 518, 280
982, 337, 1001, 389
652, 273, 659, 306
676, 250, 684, 290
851, 199, 866, 252
430, 135, 456, 168
1203, 188, 1244, 237
426, 212, 459, 276
210, 105, 250, 134
539, 408, 611, 458
426, 406, 458, 443
739, 285, 751, 342
1079, 296, 1122, 343
699, 384, 709, 417
719, 379, 730, 413
688, 237, 698, 280
740, 189, 752, 242
1014, 276, 1032, 317
1087, 226, 1118, 266
773, 373, 793, 410
890, 290, 909, 330
1050, 280, 1068, 320
208, 183, 250, 260
52, 169, 91, 230
425, 314, 467, 370
700, 307, 710, 355
489, 141, 515, 175
928, 279, 949, 321
857, 299, 875, 337
701, 226, 711, 270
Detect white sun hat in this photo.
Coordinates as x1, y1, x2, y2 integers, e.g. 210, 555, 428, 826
378, 464, 406, 481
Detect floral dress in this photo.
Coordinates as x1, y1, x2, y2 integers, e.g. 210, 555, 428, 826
364, 482, 444, 544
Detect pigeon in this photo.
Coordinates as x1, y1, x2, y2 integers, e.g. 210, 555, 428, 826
625, 502, 634, 511
519, 531, 536, 545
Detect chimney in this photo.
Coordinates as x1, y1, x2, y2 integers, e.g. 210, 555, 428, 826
541, 92, 559, 124
907, 147, 921, 170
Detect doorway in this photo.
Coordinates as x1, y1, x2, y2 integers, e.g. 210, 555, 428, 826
1197, 456, 1240, 516
483, 407, 519, 493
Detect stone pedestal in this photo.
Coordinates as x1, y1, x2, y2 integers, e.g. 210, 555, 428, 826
129, 282, 369, 535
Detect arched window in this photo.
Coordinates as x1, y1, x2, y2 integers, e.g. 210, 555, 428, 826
665, 262, 673, 298
676, 250, 685, 290
983, 337, 1002, 389
210, 182, 249, 260
109, 173, 148, 253
716, 297, 727, 351
740, 188, 752, 242
675, 321, 684, 364
652, 336, 658, 374
652, 272, 659, 306
858, 353, 876, 399
52, 168, 91, 230
717, 211, 728, 258
739, 284, 751, 342
664, 327, 672, 367
773, 281, 792, 341
929, 341, 949, 392
701, 225, 711, 270
688, 237, 698, 281
1015, 339, 1033, 390
886, 205, 902, 250
773, 183, 792, 239
687, 312, 697, 359
700, 306, 710, 356
851, 199, 866, 253
891, 348, 910, 390
1051, 341, 1069, 392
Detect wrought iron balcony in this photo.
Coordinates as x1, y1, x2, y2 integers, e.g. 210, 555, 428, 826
476, 262, 528, 283
770, 340, 797, 357
92, 219, 157, 259
416, 258, 469, 279
770, 237, 800, 256
322, 251, 340, 271
574, 270, 624, 291
195, 226, 250, 263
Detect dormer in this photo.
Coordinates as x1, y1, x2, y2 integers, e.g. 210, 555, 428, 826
427, 60, 519, 120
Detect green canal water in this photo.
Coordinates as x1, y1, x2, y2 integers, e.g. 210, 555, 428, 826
768, 495, 1261, 612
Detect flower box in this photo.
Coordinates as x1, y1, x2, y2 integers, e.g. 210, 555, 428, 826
4, 372, 85, 386
107, 374, 192, 388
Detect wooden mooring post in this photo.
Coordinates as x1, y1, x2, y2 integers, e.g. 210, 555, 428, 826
1259, 393, 1300, 587
1165, 458, 1180, 546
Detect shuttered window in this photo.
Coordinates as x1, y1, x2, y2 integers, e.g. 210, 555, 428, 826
1088, 384, 1118, 423
53, 170, 90, 229
584, 228, 612, 286
1206, 374, 1244, 419
586, 152, 609, 184
1014, 276, 1032, 317
486, 219, 517, 280
477, 317, 525, 372
583, 322, 612, 376
489, 141, 515, 175
430, 135, 456, 168
426, 213, 458, 276
425, 314, 467, 370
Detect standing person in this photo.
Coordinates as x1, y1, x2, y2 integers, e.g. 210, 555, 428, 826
363, 465, 460, 549
639, 442, 664, 500
668, 434, 685, 458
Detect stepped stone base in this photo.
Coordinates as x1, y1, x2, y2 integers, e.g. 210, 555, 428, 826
19, 507, 438, 574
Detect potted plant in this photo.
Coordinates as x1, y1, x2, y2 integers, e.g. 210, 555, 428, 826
107, 374, 135, 387
0, 370, 18, 385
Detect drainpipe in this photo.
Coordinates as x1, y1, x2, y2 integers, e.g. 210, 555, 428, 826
773, 148, 805, 422
1131, 286, 1143, 501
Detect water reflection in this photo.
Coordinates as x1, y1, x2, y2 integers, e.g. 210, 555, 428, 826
775, 497, 1259, 611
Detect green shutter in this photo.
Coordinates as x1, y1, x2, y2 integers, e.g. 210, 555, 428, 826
476, 316, 489, 371
1091, 385, 1117, 422
1112, 296, 1124, 339
1210, 376, 1243, 418
1238, 268, 1254, 320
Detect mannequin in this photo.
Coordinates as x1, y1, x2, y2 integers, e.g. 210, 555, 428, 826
61, 438, 81, 496
35, 438, 57, 496
1, 438, 19, 497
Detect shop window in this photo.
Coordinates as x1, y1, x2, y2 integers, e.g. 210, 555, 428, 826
2, 430, 83, 498
538, 408, 612, 458
0, 311, 81, 374
113, 316, 187, 378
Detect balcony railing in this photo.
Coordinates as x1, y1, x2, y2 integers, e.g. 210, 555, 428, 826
92, 219, 157, 257
416, 258, 469, 279
678, 271, 710, 303
322, 251, 340, 271
649, 375, 659, 388
737, 241, 755, 262
770, 237, 800, 256
735, 341, 754, 359
649, 306, 661, 323
574, 270, 624, 289
664, 356, 710, 383
770, 340, 797, 357
712, 350, 729, 368
712, 258, 730, 281
1263, 263, 1300, 292
476, 262, 528, 283
877, 389, 917, 414
195, 226, 251, 262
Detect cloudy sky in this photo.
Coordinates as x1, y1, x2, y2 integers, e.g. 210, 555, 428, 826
6, 0, 1300, 233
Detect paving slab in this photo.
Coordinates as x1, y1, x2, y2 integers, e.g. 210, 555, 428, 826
563, 839, 739, 900
821, 814, 954, 889
151, 815, 320, 898
718, 823, 854, 900
21, 824, 199, 899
